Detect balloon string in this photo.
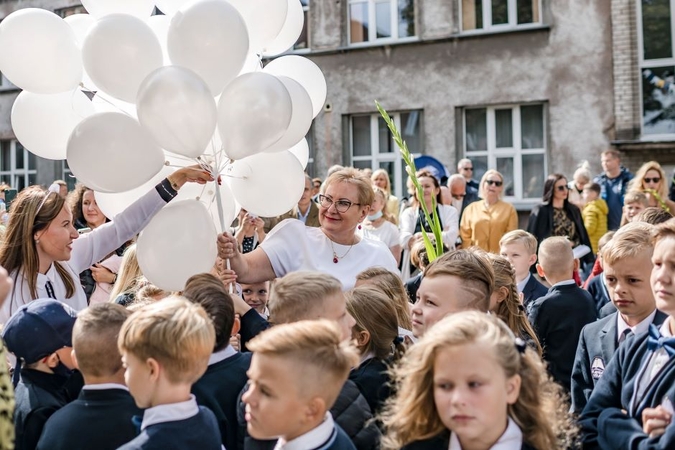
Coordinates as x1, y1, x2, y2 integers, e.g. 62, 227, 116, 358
226, 258, 233, 295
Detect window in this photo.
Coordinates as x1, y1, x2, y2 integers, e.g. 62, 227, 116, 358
0, 140, 37, 191
350, 111, 422, 198
62, 160, 77, 191
461, 0, 540, 32
294, 0, 310, 50
55, 5, 87, 18
638, 0, 675, 137
463, 104, 546, 201
349, 0, 415, 44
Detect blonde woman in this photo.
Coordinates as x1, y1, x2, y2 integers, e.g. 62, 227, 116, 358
627, 161, 675, 214
109, 244, 143, 306
372, 169, 400, 224
459, 170, 518, 253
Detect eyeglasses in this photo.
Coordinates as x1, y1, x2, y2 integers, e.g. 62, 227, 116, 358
318, 194, 361, 213
462, 167, 473, 171
485, 180, 503, 187
556, 185, 569, 192
644, 177, 661, 184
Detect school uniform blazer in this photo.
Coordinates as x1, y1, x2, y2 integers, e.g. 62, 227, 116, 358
245, 424, 356, 450
521, 276, 548, 309
348, 358, 391, 415
36, 387, 141, 450
527, 283, 597, 392
192, 352, 253, 450
239, 308, 271, 352
579, 329, 675, 450
586, 275, 610, 315
400, 431, 537, 450
570, 311, 668, 414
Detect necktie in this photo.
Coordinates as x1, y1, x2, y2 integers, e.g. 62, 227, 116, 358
45, 280, 56, 299
646, 324, 675, 357
619, 328, 634, 344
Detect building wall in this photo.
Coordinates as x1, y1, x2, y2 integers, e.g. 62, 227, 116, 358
305, 0, 615, 191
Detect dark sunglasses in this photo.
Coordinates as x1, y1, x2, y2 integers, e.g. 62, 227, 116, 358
556, 185, 568, 192
644, 177, 661, 184
462, 167, 473, 171
485, 180, 503, 187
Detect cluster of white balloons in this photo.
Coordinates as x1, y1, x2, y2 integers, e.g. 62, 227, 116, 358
0, 0, 325, 291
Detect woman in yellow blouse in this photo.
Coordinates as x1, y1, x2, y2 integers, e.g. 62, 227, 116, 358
459, 169, 518, 253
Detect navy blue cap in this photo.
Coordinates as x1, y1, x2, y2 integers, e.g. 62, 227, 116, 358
2, 299, 77, 364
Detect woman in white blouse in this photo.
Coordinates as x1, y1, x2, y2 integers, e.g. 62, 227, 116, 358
0, 167, 212, 323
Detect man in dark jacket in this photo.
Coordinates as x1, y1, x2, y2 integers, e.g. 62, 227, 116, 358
593, 149, 633, 230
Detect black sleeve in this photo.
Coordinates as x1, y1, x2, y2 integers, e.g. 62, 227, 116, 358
24, 406, 59, 450
155, 178, 179, 203
239, 309, 271, 352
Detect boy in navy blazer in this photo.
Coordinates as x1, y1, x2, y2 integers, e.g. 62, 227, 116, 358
499, 230, 548, 309
37, 304, 141, 450
580, 220, 675, 449
527, 237, 597, 393
243, 320, 358, 450
183, 273, 252, 450
117, 297, 222, 450
571, 224, 667, 414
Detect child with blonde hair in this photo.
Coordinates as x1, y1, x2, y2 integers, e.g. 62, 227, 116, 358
380, 311, 575, 450
346, 286, 406, 414
243, 320, 360, 449
620, 191, 649, 226
116, 297, 221, 449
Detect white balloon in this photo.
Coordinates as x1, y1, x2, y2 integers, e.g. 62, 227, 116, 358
263, 0, 304, 57
81, 0, 155, 19
176, 179, 238, 233
264, 55, 327, 118
227, 150, 305, 217
137, 66, 217, 158
92, 91, 137, 118
83, 14, 163, 103
67, 112, 165, 193
147, 15, 171, 65
64, 13, 95, 44
217, 72, 292, 160
168, 0, 249, 96
137, 200, 218, 291
264, 76, 312, 152
288, 138, 309, 169
229, 0, 288, 54
11, 89, 95, 161
155, 0, 192, 16
0, 9, 82, 94
95, 166, 175, 219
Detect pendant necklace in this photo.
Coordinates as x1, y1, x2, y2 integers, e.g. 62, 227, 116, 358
330, 239, 355, 264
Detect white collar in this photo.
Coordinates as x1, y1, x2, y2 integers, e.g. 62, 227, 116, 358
660, 317, 674, 337
141, 395, 199, 431
449, 417, 522, 450
516, 273, 531, 293
297, 205, 311, 220
274, 413, 334, 450
550, 279, 576, 288
208, 345, 237, 366
616, 309, 657, 339
82, 383, 129, 392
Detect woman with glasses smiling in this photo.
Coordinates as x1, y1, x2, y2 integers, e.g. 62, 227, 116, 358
627, 161, 675, 214
459, 170, 518, 253
217, 167, 399, 290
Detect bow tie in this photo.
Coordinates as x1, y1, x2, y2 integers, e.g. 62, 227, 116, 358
646, 324, 675, 357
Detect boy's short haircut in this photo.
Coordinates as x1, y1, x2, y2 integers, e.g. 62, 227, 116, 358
538, 237, 574, 277
118, 296, 215, 384
585, 183, 601, 194
601, 149, 621, 160
269, 272, 342, 325
499, 229, 538, 255
183, 273, 236, 352
597, 231, 616, 253
247, 320, 359, 408
654, 218, 675, 244
423, 249, 494, 312
602, 223, 655, 267
73, 304, 131, 378
635, 207, 673, 225
135, 285, 168, 303
624, 191, 649, 207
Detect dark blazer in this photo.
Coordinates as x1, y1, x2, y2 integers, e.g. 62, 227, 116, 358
586, 276, 610, 315
526, 202, 594, 267
521, 275, 548, 309
404, 273, 422, 303
459, 190, 479, 222
401, 431, 537, 450
527, 283, 597, 392
580, 328, 675, 449
14, 369, 70, 450
245, 424, 356, 450
349, 358, 391, 415
570, 310, 668, 414
117, 407, 222, 450
192, 352, 252, 450
36, 387, 141, 450
239, 309, 271, 352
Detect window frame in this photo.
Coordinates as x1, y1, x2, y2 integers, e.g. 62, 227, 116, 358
0, 140, 38, 191
347, 0, 418, 46
349, 111, 423, 198
459, 0, 542, 34
636, 0, 675, 140
462, 103, 547, 204
293, 0, 311, 52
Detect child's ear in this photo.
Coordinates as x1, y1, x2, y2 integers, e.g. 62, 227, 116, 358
573, 259, 580, 272
528, 254, 537, 267
70, 349, 80, 370
231, 316, 241, 337
505, 374, 521, 405
535, 264, 545, 279
146, 358, 161, 381
44, 353, 60, 369
305, 396, 327, 423
355, 330, 371, 347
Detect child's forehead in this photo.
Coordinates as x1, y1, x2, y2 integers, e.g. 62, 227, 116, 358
501, 241, 529, 253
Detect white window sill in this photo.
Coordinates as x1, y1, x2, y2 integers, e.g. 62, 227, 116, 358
347, 36, 420, 48
458, 23, 549, 37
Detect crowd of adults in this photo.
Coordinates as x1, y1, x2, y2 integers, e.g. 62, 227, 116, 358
1, 149, 675, 449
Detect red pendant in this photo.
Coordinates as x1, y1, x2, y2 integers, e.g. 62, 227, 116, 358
333, 256, 338, 263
